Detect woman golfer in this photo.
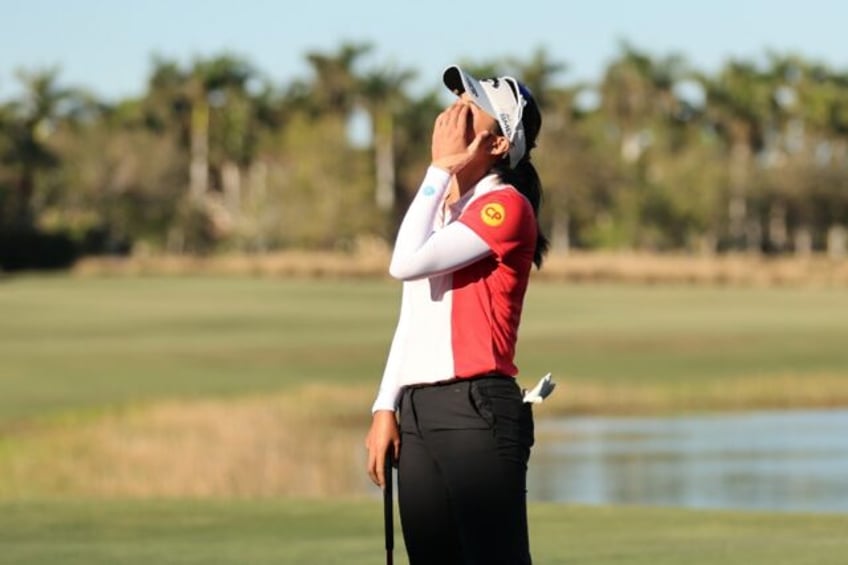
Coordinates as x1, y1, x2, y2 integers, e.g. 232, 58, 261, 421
366, 65, 548, 565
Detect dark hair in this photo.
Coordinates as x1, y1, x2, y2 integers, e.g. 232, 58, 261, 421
492, 84, 550, 268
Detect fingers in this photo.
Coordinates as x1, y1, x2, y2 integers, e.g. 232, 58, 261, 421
366, 433, 395, 487
468, 130, 491, 152
434, 103, 456, 128
366, 443, 383, 487
367, 411, 400, 488
431, 102, 474, 165
448, 102, 467, 130
392, 438, 401, 468
376, 450, 386, 487
435, 101, 466, 130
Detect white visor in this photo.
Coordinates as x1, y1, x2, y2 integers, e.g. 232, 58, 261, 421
443, 65, 528, 168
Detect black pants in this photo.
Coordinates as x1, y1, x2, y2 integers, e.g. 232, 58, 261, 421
397, 375, 534, 565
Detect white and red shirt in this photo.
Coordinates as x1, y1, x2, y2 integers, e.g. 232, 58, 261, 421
372, 166, 537, 412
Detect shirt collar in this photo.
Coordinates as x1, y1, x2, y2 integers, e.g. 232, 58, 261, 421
440, 173, 509, 226
463, 173, 504, 207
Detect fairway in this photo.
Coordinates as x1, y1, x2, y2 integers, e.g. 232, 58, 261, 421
0, 276, 399, 423
2, 498, 847, 565
1, 276, 847, 424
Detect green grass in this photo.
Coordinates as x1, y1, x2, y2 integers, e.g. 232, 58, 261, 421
0, 276, 397, 423
523, 283, 848, 381
1, 498, 847, 565
2, 276, 848, 423
2, 276, 848, 562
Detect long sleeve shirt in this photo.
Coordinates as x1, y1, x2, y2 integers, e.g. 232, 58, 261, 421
372, 166, 537, 412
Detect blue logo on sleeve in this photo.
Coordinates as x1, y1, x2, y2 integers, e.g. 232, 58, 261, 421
422, 186, 436, 197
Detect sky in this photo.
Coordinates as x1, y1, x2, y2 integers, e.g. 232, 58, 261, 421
1, 0, 846, 102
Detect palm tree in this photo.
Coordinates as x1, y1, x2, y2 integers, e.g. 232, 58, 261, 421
188, 55, 256, 203
510, 49, 569, 249
508, 47, 566, 109
600, 43, 688, 163
0, 104, 14, 226
791, 62, 848, 255
145, 54, 257, 201
1, 68, 72, 231
360, 64, 416, 211
144, 54, 262, 251
305, 42, 372, 116
703, 60, 773, 251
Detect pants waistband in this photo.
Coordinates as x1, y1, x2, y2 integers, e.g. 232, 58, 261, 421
402, 372, 512, 392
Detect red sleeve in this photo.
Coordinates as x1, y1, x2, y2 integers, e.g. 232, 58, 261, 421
458, 188, 536, 262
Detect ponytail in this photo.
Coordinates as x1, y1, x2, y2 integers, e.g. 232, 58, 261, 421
493, 158, 550, 269
490, 79, 548, 268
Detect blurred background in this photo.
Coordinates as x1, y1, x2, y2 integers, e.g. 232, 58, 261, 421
2, 0, 847, 267
2, 2, 848, 563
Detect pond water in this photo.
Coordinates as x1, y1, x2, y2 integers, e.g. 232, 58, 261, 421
528, 409, 848, 513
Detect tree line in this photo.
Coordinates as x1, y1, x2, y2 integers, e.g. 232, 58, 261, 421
2, 42, 847, 269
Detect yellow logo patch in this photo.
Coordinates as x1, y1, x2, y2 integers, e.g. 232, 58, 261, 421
481, 203, 506, 227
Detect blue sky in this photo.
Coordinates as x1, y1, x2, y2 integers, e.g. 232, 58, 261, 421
2, 0, 846, 102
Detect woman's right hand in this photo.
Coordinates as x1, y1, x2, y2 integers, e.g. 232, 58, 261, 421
431, 102, 490, 174
365, 410, 401, 488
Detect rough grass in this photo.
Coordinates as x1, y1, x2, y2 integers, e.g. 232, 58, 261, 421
73, 250, 848, 286
3, 373, 848, 499
0, 386, 371, 499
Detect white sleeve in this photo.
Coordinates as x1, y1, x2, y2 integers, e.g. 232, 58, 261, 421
389, 167, 493, 281
371, 285, 410, 413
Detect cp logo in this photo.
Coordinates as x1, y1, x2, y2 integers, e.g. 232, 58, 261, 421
481, 203, 506, 227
